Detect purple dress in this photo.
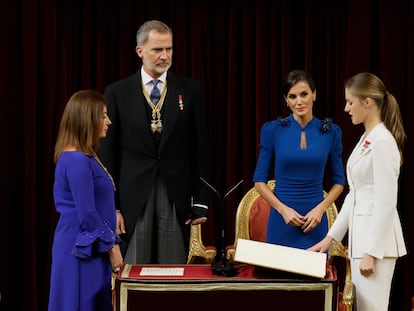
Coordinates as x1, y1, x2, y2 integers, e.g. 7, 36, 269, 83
253, 114, 345, 249
48, 151, 121, 311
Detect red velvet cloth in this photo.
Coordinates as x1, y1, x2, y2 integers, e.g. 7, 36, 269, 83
114, 264, 338, 311
117, 263, 335, 281
119, 264, 255, 280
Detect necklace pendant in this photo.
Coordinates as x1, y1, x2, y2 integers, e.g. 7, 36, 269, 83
151, 119, 163, 133
151, 120, 158, 133
156, 119, 163, 132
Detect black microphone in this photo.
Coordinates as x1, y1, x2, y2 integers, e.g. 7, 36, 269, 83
200, 177, 243, 277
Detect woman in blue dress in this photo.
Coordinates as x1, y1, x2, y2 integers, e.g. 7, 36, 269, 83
48, 90, 123, 311
253, 70, 345, 249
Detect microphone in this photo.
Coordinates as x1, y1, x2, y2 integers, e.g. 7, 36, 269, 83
200, 177, 243, 276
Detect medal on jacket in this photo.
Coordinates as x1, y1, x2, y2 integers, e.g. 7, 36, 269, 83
178, 94, 184, 110
142, 80, 167, 133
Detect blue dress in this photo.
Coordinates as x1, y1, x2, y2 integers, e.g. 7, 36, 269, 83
253, 114, 345, 249
48, 152, 121, 311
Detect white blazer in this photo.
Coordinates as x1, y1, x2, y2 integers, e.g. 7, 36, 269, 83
328, 123, 407, 259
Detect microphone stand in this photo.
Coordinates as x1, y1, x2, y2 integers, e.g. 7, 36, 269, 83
200, 177, 243, 277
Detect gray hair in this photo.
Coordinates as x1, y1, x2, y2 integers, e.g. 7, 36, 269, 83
136, 20, 173, 46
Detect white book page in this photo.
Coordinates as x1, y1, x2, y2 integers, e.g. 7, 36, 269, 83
139, 267, 185, 276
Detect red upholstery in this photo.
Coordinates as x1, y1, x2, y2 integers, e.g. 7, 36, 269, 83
337, 293, 347, 311
247, 193, 351, 311
248, 197, 270, 242
222, 181, 353, 310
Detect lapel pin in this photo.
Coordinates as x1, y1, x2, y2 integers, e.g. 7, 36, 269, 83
178, 94, 184, 110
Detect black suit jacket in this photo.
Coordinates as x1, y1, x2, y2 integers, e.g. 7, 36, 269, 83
99, 71, 210, 251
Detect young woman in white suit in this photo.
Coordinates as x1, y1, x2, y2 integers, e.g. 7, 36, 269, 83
309, 72, 407, 311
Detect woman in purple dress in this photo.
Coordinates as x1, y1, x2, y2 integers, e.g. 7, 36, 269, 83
253, 70, 345, 249
48, 90, 123, 311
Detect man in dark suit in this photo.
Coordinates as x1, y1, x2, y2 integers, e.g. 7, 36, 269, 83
99, 20, 210, 264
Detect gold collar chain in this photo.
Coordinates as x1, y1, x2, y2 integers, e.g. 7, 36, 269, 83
141, 80, 168, 133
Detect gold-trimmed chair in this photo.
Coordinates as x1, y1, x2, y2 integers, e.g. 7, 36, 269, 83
187, 223, 217, 264
226, 180, 354, 311
188, 180, 354, 311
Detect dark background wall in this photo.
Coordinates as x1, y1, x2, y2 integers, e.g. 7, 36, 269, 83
1, 0, 413, 310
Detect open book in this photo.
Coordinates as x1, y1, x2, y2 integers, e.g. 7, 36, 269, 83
234, 238, 327, 279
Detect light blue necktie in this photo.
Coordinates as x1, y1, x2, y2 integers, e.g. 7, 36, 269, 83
150, 79, 161, 104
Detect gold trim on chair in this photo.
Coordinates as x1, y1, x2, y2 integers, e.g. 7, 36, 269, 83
325, 194, 353, 311
226, 180, 275, 262
228, 180, 354, 311
187, 224, 217, 264
186, 180, 354, 310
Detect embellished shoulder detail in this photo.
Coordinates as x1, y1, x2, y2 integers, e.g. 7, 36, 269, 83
276, 116, 291, 126
320, 117, 333, 133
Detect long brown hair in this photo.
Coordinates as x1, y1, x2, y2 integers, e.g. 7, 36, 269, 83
345, 72, 406, 159
54, 90, 106, 163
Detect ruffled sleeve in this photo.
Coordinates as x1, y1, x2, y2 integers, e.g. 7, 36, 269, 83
72, 223, 122, 258
60, 152, 121, 259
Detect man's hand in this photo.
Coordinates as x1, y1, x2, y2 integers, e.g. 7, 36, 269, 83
185, 217, 207, 225
116, 210, 126, 235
